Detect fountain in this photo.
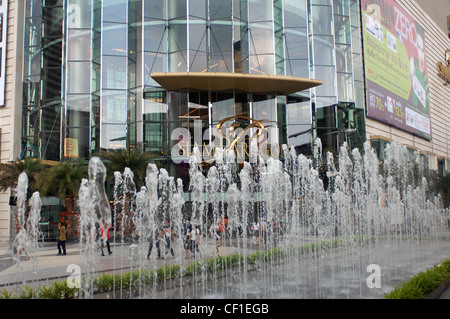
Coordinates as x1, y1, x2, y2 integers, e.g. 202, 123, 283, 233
7, 140, 450, 299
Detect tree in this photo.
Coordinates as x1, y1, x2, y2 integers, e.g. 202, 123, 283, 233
97, 148, 154, 188
437, 174, 450, 209
97, 149, 155, 236
36, 159, 88, 213
0, 157, 48, 236
0, 157, 48, 194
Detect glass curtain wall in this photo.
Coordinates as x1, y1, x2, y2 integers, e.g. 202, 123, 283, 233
282, 0, 313, 155
22, 0, 64, 161
64, 0, 92, 159
312, 0, 365, 154
21, 0, 366, 165
90, 0, 136, 153
22, 0, 42, 159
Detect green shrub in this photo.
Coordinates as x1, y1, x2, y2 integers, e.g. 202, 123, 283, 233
385, 259, 450, 299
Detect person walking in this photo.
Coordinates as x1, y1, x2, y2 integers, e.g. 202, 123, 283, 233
183, 218, 193, 259
147, 225, 161, 260
189, 223, 201, 258
216, 214, 228, 252
15, 225, 30, 260
100, 224, 112, 256
163, 218, 175, 258
57, 221, 67, 256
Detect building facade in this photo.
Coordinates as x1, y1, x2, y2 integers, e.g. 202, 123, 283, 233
0, 1, 26, 241
19, 0, 366, 166
0, 0, 449, 241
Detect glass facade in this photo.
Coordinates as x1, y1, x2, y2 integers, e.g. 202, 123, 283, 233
21, 0, 366, 170
22, 0, 64, 161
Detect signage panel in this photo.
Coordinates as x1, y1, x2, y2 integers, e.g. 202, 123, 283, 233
362, 0, 431, 140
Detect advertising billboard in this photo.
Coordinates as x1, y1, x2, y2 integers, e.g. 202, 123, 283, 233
362, 0, 431, 140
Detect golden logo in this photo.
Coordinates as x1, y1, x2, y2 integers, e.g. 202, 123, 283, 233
216, 116, 270, 153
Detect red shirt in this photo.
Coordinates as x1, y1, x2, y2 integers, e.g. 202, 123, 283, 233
218, 219, 228, 232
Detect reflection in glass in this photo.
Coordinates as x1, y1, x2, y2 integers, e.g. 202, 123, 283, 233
67, 62, 91, 94
20, 0, 368, 161
101, 91, 128, 124
102, 23, 127, 56
67, 29, 91, 60
102, 56, 127, 90
103, 0, 127, 23
101, 124, 127, 149
252, 95, 275, 122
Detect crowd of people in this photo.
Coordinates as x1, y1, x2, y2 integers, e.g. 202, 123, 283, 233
12, 214, 282, 261
146, 214, 282, 259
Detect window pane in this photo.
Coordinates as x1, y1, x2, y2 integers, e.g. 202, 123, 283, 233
285, 59, 309, 78
250, 54, 274, 75
101, 90, 128, 123
101, 124, 127, 149
190, 19, 207, 52
248, 0, 272, 22
102, 56, 127, 89
169, 22, 187, 52
211, 94, 234, 123
190, 0, 207, 19
285, 29, 308, 59
68, 0, 92, 28
252, 95, 275, 122
312, 6, 332, 35
169, 51, 187, 72
283, 0, 307, 28
102, 23, 127, 56
103, 0, 127, 23
144, 20, 167, 52
144, 52, 167, 85
67, 29, 91, 60
189, 50, 207, 72
210, 1, 231, 20
168, 0, 187, 19
249, 23, 273, 55
67, 62, 91, 93
335, 43, 352, 73
315, 65, 336, 97
313, 35, 334, 65
67, 94, 91, 112
144, 0, 166, 19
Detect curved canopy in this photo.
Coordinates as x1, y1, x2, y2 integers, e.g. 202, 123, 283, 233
150, 72, 322, 95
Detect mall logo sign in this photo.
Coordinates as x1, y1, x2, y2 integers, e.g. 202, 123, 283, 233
171, 117, 282, 164
437, 50, 450, 83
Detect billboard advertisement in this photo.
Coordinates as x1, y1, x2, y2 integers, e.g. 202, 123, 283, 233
362, 0, 430, 140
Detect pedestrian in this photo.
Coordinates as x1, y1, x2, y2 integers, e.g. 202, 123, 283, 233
100, 223, 112, 256
252, 217, 260, 243
260, 218, 268, 245
183, 218, 192, 259
57, 221, 67, 256
272, 219, 280, 246
15, 225, 30, 260
208, 223, 221, 254
147, 225, 161, 260
189, 223, 201, 258
163, 218, 175, 258
217, 214, 228, 249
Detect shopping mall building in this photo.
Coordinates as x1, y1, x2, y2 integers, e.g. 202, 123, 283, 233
0, 0, 449, 241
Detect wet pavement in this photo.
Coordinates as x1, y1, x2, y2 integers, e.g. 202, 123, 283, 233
1, 232, 450, 299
